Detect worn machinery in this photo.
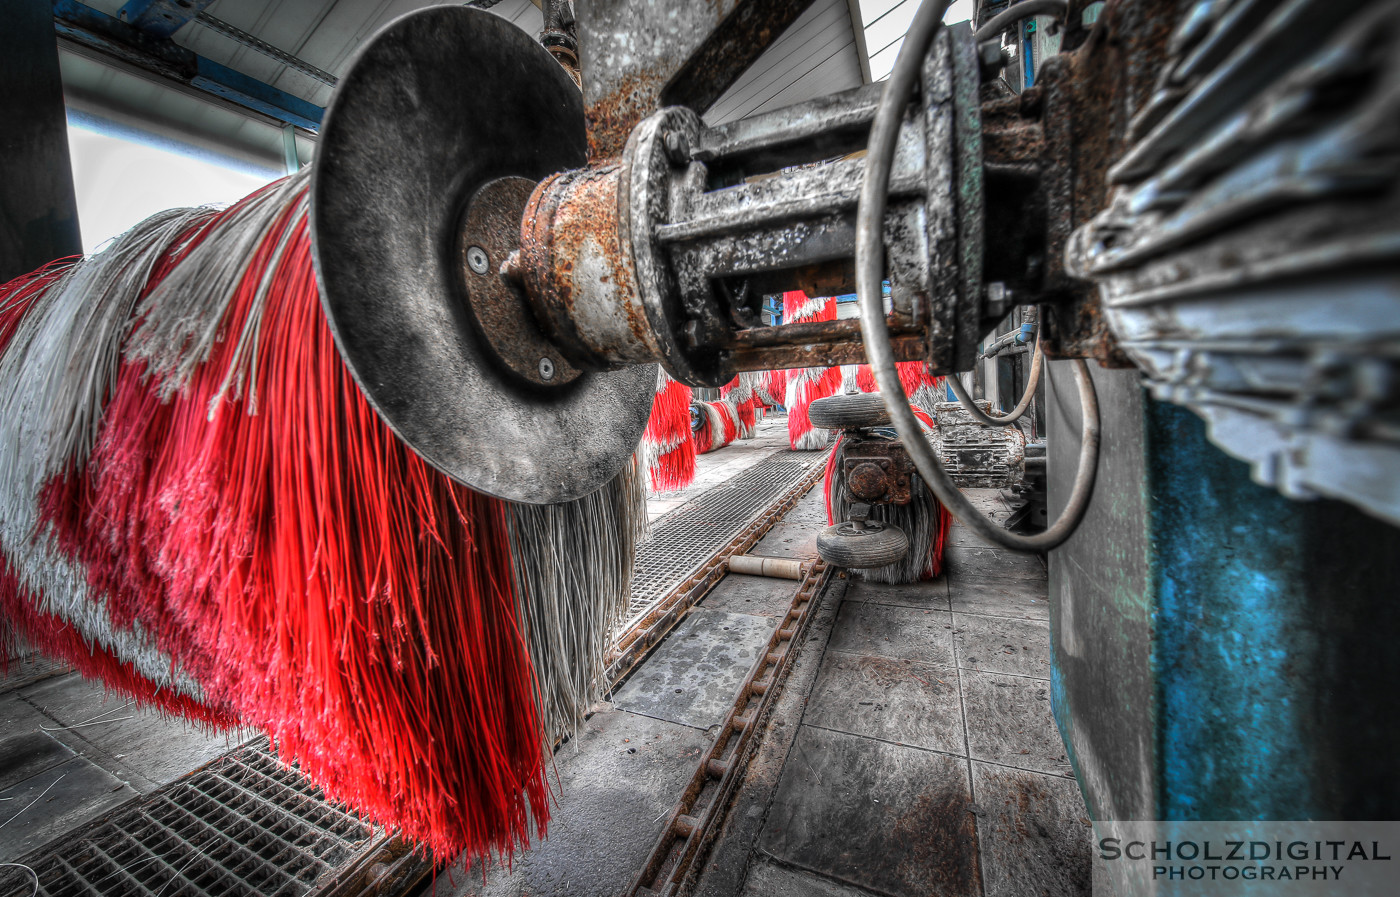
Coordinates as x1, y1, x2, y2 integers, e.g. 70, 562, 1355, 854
306, 0, 1400, 831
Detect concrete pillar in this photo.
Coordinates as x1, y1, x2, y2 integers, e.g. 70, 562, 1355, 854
1045, 359, 1400, 822
1, 0, 82, 283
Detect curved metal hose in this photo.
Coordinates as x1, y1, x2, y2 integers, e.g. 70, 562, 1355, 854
947, 322, 1043, 425
972, 0, 1069, 42
855, 0, 1099, 552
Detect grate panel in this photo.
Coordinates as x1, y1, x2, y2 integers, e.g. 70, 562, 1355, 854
625, 453, 815, 628
0, 738, 377, 897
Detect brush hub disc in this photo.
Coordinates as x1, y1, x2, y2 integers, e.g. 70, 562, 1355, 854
311, 6, 654, 504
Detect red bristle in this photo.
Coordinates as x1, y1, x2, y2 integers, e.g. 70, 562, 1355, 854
823, 433, 844, 525
928, 503, 954, 578
644, 375, 696, 491
759, 369, 786, 406
0, 554, 233, 727
786, 366, 842, 449
853, 361, 939, 398
645, 376, 692, 444
737, 399, 756, 434
650, 443, 695, 492
692, 407, 712, 454
21, 187, 549, 860
781, 290, 836, 323
718, 402, 739, 444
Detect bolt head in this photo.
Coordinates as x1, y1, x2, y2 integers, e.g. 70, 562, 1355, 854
663, 129, 690, 164
466, 245, 489, 275
539, 357, 556, 380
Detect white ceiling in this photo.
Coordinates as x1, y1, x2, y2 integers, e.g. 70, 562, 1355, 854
60, 0, 892, 170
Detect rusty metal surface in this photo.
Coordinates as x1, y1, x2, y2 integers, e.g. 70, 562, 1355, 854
1034, 0, 1176, 363
840, 435, 919, 505
933, 400, 1027, 488
1061, 0, 1400, 526
460, 176, 582, 386
624, 560, 832, 897
516, 164, 662, 371
310, 7, 655, 504
576, 0, 812, 161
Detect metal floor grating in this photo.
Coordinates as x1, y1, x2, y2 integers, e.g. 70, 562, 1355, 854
0, 737, 378, 897
624, 454, 814, 629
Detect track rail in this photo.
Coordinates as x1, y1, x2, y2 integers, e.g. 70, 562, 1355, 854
625, 559, 833, 896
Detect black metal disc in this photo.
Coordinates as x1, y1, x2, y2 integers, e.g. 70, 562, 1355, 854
310, 6, 654, 504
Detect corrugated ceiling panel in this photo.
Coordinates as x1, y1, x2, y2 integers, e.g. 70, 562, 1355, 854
168, 1, 545, 108
704, 0, 863, 126
60, 0, 545, 171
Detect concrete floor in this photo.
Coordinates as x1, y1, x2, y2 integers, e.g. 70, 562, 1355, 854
2, 417, 1090, 896
0, 657, 254, 862
448, 441, 1091, 896
698, 491, 1090, 897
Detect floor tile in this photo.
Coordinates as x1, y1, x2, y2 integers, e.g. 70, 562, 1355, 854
611, 609, 776, 729
827, 601, 955, 667
742, 857, 879, 897
948, 576, 1048, 620
952, 613, 1051, 678
972, 761, 1092, 896
0, 731, 74, 795
451, 711, 712, 897
701, 573, 796, 619
761, 725, 981, 897
843, 578, 950, 612
752, 489, 826, 560
961, 670, 1075, 778
944, 547, 1046, 582
21, 674, 253, 793
0, 757, 136, 862
804, 652, 964, 755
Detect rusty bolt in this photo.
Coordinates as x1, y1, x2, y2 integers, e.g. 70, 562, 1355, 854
663, 130, 691, 164
848, 463, 888, 501
539, 357, 556, 380
466, 245, 489, 275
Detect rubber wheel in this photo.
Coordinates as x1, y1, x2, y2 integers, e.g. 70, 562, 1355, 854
808, 393, 891, 430
817, 520, 910, 569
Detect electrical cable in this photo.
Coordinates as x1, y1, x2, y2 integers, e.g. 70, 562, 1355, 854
972, 0, 1069, 43
947, 314, 1043, 425
855, 0, 1099, 553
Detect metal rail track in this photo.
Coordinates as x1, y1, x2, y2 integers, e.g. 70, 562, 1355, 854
626, 560, 833, 896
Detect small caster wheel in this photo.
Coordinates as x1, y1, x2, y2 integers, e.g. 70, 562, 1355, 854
817, 520, 909, 568
808, 392, 891, 429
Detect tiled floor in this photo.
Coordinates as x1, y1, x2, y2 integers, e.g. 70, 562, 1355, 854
713, 488, 1091, 897
447, 477, 1090, 897
0, 657, 254, 862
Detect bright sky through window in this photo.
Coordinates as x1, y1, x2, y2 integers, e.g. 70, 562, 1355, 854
66, 119, 275, 254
